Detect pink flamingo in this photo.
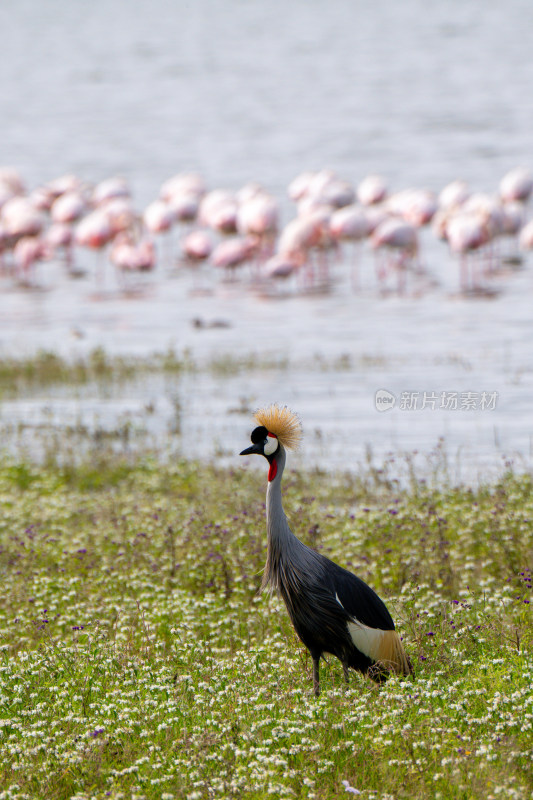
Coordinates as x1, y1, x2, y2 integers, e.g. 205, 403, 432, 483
357, 175, 388, 206
287, 171, 315, 202
143, 199, 175, 233
75, 209, 113, 249
262, 254, 300, 292
182, 229, 213, 263
305, 169, 337, 198
460, 193, 505, 273
30, 174, 83, 213
160, 173, 206, 204
168, 192, 199, 224
110, 232, 155, 283
1, 197, 45, 240
438, 180, 470, 212
13, 235, 51, 286
278, 215, 318, 278
135, 238, 156, 271
278, 209, 334, 287
29, 185, 57, 213
46, 223, 75, 274
387, 188, 437, 227
444, 212, 492, 292
288, 170, 354, 211
0, 224, 8, 273
49, 192, 86, 274
519, 219, 533, 251
363, 204, 390, 234
371, 218, 418, 293
499, 167, 533, 205
295, 193, 334, 219
462, 193, 504, 230
1, 198, 45, 276
329, 205, 371, 288
199, 190, 238, 235
51, 191, 86, 225
0, 184, 17, 214
143, 199, 176, 265
75, 209, 114, 285
92, 177, 130, 207
501, 202, 523, 237
104, 197, 137, 237
236, 182, 265, 205
305, 170, 354, 209
432, 208, 453, 242
278, 217, 313, 261
318, 179, 355, 209
237, 191, 279, 264
498, 202, 525, 264
330, 205, 370, 241
47, 173, 82, 198
237, 192, 278, 237
0, 170, 24, 217
211, 236, 257, 280
181, 229, 213, 291
160, 175, 203, 228
0, 168, 25, 197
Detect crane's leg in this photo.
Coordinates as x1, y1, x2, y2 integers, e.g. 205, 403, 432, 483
342, 661, 350, 686
312, 656, 320, 696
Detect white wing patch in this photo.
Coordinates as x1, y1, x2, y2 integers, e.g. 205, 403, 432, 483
336, 592, 385, 661
336, 592, 406, 669
347, 620, 386, 661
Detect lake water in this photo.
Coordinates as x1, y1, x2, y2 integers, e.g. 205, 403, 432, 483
1, 0, 533, 480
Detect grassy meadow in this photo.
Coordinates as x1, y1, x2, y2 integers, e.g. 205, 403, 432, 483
0, 450, 531, 800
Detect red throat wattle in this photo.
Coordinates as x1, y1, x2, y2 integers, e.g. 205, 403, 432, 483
268, 459, 278, 482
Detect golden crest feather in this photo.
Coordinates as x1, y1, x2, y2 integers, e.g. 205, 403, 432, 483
254, 404, 302, 450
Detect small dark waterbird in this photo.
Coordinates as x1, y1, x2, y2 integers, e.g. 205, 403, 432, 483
240, 404, 412, 695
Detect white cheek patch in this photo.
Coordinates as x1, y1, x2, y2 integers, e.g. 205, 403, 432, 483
264, 434, 279, 456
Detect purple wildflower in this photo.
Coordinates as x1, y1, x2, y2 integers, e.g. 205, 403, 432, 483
341, 780, 361, 795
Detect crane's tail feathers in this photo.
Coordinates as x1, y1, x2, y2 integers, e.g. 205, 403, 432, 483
377, 630, 413, 677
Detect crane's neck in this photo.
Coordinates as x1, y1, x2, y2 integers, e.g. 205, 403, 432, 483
262, 446, 297, 591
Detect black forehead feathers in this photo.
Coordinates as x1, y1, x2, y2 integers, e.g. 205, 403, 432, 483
250, 425, 268, 443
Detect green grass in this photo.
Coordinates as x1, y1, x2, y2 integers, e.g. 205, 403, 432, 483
0, 348, 192, 397
0, 457, 531, 800
0, 348, 403, 399
0, 348, 292, 396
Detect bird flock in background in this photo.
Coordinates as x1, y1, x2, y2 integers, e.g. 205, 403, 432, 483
1, 164, 533, 297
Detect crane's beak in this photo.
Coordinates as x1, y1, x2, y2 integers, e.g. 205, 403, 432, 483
239, 442, 263, 456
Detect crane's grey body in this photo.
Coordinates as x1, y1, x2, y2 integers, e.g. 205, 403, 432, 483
263, 446, 394, 690
241, 419, 412, 695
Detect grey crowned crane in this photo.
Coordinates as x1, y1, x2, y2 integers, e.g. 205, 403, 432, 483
240, 404, 412, 696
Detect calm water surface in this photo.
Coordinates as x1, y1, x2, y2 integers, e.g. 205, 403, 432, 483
1, 0, 533, 477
